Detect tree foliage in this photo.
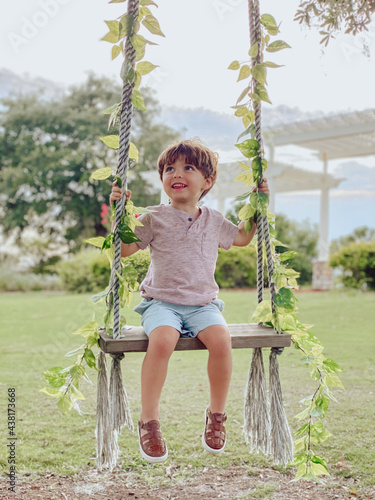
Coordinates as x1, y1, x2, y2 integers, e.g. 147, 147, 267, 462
295, 0, 375, 46
330, 241, 375, 289
0, 74, 178, 266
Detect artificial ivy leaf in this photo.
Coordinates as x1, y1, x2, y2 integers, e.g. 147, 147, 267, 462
142, 15, 165, 36
120, 14, 136, 37
117, 223, 141, 244
99, 135, 119, 149
69, 384, 85, 400
236, 85, 251, 104
109, 0, 127, 3
322, 358, 344, 373
260, 14, 279, 35
69, 365, 85, 386
84, 348, 97, 369
131, 90, 147, 111
242, 112, 254, 128
255, 83, 272, 104
73, 321, 100, 338
252, 300, 273, 323
112, 45, 122, 60
263, 61, 284, 68
228, 60, 240, 70
42, 367, 65, 388
238, 204, 255, 221
234, 106, 248, 117
65, 345, 85, 357
248, 42, 258, 58
40, 387, 63, 398
237, 64, 251, 82
237, 124, 256, 142
235, 139, 260, 159
102, 233, 114, 251
266, 40, 291, 52
274, 287, 297, 312
244, 219, 253, 234
253, 63, 267, 85
250, 191, 269, 215
279, 250, 297, 262
84, 237, 105, 248
101, 31, 120, 44
90, 167, 112, 180
129, 142, 139, 161
57, 394, 73, 415
140, 0, 158, 6
136, 61, 158, 75
325, 373, 344, 389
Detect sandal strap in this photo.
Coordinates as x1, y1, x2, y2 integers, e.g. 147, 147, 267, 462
139, 420, 166, 454
204, 409, 227, 448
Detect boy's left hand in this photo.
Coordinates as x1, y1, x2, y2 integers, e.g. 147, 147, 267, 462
254, 178, 269, 197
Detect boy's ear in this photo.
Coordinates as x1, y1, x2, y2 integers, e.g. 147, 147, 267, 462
204, 175, 214, 189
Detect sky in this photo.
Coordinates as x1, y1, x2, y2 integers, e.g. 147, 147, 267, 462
1, 0, 375, 239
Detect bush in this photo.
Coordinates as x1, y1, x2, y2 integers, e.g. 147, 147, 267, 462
0, 265, 62, 292
215, 246, 257, 288
329, 241, 375, 289
55, 249, 151, 293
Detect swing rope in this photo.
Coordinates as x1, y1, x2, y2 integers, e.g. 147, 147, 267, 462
96, 0, 139, 471
243, 0, 293, 465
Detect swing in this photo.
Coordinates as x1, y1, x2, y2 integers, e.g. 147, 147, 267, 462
96, 0, 294, 471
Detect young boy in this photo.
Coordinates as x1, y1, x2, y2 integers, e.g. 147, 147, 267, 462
109, 139, 269, 463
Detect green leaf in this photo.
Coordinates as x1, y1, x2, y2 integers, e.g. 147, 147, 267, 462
91, 290, 109, 304
99, 135, 119, 149
325, 373, 344, 389
252, 300, 273, 323
250, 191, 269, 215
90, 167, 112, 181
136, 61, 158, 75
322, 358, 344, 374
69, 384, 85, 401
253, 64, 267, 85
117, 223, 141, 244
101, 31, 120, 44
102, 233, 114, 251
238, 204, 255, 221
260, 14, 279, 35
65, 345, 85, 357
57, 394, 73, 415
120, 14, 136, 37
263, 61, 284, 68
69, 365, 85, 387
109, 0, 127, 3
228, 60, 240, 70
248, 42, 259, 58
274, 287, 297, 312
85, 236, 105, 248
42, 367, 65, 388
112, 45, 122, 60
255, 83, 272, 104
244, 219, 253, 234
237, 64, 251, 82
84, 348, 97, 369
266, 40, 291, 52
279, 250, 297, 261
235, 139, 260, 159
142, 15, 165, 36
40, 387, 63, 398
131, 90, 147, 111
129, 142, 139, 161
236, 85, 251, 104
73, 321, 99, 339
234, 106, 247, 117
140, 0, 158, 5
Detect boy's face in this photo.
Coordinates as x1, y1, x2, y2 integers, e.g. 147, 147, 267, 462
162, 156, 213, 205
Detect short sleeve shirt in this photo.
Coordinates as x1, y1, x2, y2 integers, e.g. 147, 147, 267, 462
134, 204, 239, 306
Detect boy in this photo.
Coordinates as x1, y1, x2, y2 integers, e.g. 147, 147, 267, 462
110, 139, 269, 463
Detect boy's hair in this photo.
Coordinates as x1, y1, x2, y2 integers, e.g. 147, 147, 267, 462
157, 139, 218, 199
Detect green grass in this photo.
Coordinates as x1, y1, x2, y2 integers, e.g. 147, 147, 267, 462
1, 290, 374, 494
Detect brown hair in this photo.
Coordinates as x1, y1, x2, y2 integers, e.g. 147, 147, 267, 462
157, 139, 219, 199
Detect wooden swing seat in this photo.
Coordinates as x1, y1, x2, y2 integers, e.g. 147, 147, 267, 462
98, 323, 291, 354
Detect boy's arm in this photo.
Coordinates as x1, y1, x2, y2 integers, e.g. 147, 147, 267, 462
232, 219, 257, 247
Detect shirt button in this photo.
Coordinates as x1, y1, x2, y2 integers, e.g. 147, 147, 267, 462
188, 217, 192, 221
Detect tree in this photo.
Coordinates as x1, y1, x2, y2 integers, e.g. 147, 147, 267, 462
295, 0, 375, 46
330, 225, 375, 254
0, 74, 179, 269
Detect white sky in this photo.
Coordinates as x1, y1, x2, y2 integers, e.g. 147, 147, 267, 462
2, 0, 375, 115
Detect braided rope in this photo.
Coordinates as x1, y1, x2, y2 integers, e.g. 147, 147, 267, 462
111, 0, 139, 340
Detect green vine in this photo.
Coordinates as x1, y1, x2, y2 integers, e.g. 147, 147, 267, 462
40, 0, 162, 415
229, 13, 344, 481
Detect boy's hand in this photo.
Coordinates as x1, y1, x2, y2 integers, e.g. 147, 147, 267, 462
254, 178, 269, 197
109, 181, 131, 204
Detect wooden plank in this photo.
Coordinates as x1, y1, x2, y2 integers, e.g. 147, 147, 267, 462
98, 324, 291, 354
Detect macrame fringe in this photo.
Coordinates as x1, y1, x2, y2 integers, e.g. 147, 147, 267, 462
96, 350, 118, 471
268, 349, 294, 466
109, 354, 134, 434
244, 348, 270, 455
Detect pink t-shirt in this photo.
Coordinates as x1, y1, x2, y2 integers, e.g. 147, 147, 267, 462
134, 204, 239, 306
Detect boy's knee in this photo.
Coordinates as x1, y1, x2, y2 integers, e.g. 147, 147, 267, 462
148, 327, 179, 358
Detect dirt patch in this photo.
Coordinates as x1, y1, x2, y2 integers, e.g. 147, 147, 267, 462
2, 466, 374, 500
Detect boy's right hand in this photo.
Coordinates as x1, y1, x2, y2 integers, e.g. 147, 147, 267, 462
109, 181, 131, 204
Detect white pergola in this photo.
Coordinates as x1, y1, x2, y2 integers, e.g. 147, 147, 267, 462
141, 108, 375, 289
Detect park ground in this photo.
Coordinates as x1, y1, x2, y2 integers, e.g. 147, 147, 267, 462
1, 289, 375, 499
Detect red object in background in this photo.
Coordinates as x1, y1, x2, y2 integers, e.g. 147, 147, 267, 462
101, 203, 109, 224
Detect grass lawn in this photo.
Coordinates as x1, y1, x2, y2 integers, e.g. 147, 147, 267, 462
1, 289, 374, 494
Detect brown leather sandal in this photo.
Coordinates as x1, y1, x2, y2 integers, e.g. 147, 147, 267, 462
202, 408, 227, 454
137, 420, 168, 463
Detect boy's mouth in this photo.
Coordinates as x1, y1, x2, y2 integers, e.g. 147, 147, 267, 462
172, 183, 187, 189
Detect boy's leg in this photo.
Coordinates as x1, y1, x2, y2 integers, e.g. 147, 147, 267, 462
141, 326, 180, 422
196, 325, 232, 413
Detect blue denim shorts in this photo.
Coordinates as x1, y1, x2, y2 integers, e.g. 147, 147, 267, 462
134, 298, 228, 337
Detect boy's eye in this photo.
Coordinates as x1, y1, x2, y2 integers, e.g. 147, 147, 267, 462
185, 165, 194, 170
165, 166, 174, 172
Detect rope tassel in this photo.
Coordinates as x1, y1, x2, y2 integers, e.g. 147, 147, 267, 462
109, 354, 134, 434
244, 348, 270, 455
96, 350, 118, 471
268, 349, 294, 466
